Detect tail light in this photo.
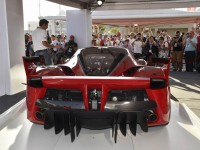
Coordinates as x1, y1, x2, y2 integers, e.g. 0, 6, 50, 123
150, 78, 166, 89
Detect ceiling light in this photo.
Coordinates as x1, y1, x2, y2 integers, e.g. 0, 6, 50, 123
97, 0, 104, 6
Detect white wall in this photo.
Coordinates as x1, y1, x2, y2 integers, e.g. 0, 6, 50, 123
0, 0, 26, 96
6, 0, 26, 95
6, 0, 25, 67
0, 0, 10, 96
66, 10, 92, 48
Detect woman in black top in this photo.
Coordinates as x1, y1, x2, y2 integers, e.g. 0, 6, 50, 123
144, 36, 159, 60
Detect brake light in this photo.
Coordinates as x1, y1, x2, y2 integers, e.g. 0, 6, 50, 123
150, 78, 166, 89
28, 78, 43, 88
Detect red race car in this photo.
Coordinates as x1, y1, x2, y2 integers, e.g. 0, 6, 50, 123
23, 47, 170, 143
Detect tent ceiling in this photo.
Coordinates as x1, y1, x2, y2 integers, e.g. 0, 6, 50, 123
92, 9, 200, 27
46, 0, 200, 27
47, 0, 200, 10
92, 17, 199, 27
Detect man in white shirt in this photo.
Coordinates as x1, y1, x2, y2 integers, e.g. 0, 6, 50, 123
129, 32, 135, 46
132, 33, 144, 59
32, 19, 60, 65
51, 35, 64, 52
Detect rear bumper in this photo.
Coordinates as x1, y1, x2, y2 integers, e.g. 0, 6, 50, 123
26, 76, 170, 143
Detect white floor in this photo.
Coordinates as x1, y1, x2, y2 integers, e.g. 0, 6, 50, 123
0, 100, 200, 150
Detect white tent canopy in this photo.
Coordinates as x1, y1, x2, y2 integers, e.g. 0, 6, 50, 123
45, 0, 200, 27
47, 0, 200, 10
92, 8, 200, 26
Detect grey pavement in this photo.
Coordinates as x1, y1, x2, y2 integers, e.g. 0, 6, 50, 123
170, 70, 200, 118
0, 91, 26, 114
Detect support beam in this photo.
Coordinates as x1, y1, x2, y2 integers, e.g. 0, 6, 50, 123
97, 1, 200, 10
46, 0, 200, 10
66, 10, 92, 48
47, 0, 88, 9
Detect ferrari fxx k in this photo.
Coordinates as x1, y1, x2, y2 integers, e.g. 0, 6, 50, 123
23, 47, 170, 142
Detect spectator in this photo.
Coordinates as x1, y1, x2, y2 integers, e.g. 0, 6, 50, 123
158, 36, 169, 58
64, 35, 78, 58
104, 36, 112, 46
97, 33, 103, 46
51, 35, 63, 53
171, 31, 183, 71
122, 39, 132, 52
129, 32, 136, 46
27, 35, 34, 57
51, 35, 65, 64
155, 30, 161, 42
92, 35, 97, 46
25, 33, 29, 56
32, 19, 60, 65
132, 33, 144, 59
51, 35, 56, 43
112, 35, 120, 47
161, 29, 171, 43
144, 36, 158, 60
183, 31, 197, 72
142, 28, 152, 42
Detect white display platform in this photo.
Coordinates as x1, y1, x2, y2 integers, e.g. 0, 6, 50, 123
0, 99, 200, 150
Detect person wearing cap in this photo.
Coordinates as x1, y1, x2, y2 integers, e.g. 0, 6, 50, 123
50, 35, 65, 64
64, 35, 78, 58
51, 35, 63, 52
183, 31, 197, 72
32, 19, 60, 65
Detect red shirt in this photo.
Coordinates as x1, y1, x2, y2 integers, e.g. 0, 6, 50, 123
100, 39, 104, 46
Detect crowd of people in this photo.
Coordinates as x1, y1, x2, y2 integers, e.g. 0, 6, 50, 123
49, 34, 78, 64
91, 29, 200, 72
25, 19, 200, 72
25, 19, 78, 65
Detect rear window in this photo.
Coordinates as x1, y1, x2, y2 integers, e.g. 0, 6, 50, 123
79, 47, 127, 76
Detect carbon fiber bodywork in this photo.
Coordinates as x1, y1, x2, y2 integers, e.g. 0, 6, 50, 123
35, 98, 157, 142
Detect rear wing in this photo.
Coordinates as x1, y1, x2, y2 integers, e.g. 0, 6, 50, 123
41, 76, 151, 111
151, 57, 170, 80
22, 56, 45, 76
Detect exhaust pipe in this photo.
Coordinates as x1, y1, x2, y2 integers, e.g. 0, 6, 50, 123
35, 111, 44, 120
146, 111, 157, 122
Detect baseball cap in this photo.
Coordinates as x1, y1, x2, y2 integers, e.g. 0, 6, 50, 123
70, 35, 74, 39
